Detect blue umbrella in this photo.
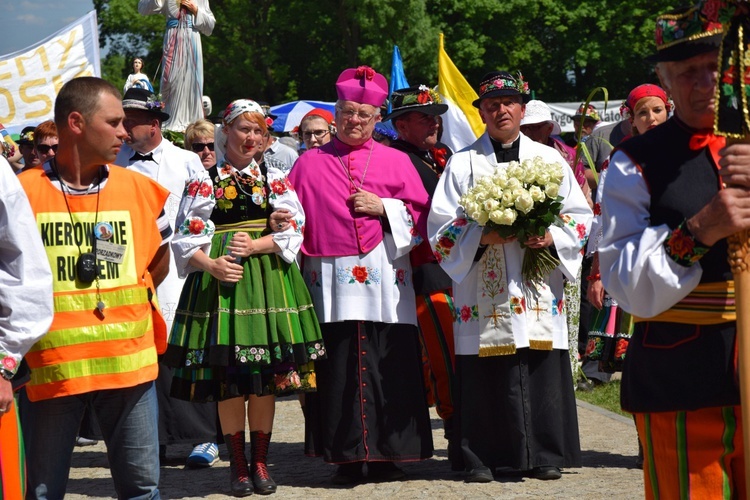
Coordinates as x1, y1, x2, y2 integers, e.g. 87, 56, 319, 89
269, 100, 336, 132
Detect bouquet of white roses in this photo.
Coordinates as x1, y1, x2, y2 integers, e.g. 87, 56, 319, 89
460, 156, 565, 283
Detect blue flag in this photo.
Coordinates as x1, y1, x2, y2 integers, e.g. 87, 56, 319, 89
388, 45, 410, 114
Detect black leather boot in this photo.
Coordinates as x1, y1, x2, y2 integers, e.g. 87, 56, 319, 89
250, 431, 277, 495
224, 432, 253, 497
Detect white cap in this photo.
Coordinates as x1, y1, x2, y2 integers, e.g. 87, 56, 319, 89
520, 100, 561, 136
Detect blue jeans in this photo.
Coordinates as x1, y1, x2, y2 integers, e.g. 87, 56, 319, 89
24, 381, 160, 500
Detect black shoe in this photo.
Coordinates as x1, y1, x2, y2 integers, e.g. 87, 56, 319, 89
331, 462, 365, 485
465, 466, 493, 483
251, 463, 277, 495
532, 466, 562, 480
577, 379, 594, 392
367, 462, 406, 482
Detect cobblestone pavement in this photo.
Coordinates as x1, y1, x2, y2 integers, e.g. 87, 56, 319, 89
65, 398, 643, 499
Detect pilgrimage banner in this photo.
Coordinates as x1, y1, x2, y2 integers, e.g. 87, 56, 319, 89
0, 10, 100, 135
546, 100, 624, 134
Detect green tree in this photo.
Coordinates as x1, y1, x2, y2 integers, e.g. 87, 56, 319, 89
433, 0, 680, 101
94, 0, 683, 111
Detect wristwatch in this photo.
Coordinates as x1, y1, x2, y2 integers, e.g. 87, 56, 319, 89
0, 368, 13, 381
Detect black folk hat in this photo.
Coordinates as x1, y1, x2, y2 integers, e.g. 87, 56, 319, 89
472, 71, 531, 108
122, 87, 170, 122
383, 85, 448, 122
647, 2, 724, 62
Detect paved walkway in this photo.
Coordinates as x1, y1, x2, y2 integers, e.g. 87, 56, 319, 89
65, 397, 642, 499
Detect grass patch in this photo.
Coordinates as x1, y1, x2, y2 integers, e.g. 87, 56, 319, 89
576, 380, 630, 417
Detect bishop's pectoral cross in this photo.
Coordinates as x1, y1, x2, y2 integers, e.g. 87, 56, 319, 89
528, 301, 549, 321
484, 305, 509, 328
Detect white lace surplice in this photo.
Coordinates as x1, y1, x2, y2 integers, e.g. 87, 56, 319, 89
301, 198, 420, 325
428, 133, 593, 356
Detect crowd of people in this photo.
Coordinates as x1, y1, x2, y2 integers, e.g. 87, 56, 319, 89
1, 0, 749, 498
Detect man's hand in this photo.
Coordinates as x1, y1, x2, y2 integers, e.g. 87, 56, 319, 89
687, 144, 750, 246
719, 143, 750, 187
348, 188, 384, 216
587, 279, 605, 310
523, 231, 554, 249
0, 378, 13, 415
480, 231, 516, 246
688, 187, 750, 246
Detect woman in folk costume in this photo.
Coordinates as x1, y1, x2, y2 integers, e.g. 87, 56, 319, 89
164, 99, 324, 497
428, 71, 592, 482
586, 84, 672, 373
138, 0, 215, 132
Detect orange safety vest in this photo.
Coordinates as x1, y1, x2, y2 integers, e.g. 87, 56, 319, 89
18, 165, 170, 402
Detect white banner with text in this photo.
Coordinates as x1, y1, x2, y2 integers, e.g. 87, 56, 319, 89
0, 10, 100, 135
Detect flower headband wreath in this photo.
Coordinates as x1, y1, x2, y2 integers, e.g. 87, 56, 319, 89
478, 72, 530, 97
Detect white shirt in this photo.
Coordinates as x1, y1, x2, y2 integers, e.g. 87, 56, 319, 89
598, 150, 701, 318
0, 157, 54, 373
116, 138, 210, 330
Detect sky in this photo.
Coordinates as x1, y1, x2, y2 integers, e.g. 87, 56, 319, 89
2, 0, 95, 56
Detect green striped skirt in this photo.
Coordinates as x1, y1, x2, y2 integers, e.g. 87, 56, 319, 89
164, 221, 325, 402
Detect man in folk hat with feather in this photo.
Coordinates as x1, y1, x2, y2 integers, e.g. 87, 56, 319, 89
384, 85, 461, 468
598, 1, 750, 496
428, 70, 592, 482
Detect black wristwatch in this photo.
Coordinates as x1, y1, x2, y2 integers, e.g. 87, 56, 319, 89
0, 368, 13, 381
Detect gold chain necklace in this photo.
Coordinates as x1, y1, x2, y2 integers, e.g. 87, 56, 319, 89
332, 139, 374, 190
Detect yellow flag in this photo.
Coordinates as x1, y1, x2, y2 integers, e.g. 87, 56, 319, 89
437, 33, 484, 151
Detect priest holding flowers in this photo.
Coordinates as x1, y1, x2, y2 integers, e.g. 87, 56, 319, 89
428, 71, 592, 483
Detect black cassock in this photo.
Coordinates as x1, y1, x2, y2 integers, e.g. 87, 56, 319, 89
305, 320, 434, 463
455, 348, 581, 471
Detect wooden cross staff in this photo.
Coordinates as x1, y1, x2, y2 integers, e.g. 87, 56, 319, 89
716, 1, 750, 489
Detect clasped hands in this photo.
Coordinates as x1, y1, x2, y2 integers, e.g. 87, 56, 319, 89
480, 229, 553, 248
208, 233, 254, 283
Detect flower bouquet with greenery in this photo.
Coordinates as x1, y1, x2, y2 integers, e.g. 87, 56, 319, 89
460, 156, 565, 283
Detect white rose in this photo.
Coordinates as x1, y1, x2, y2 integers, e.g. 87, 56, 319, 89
521, 164, 537, 183
500, 189, 515, 207
515, 191, 535, 214
475, 211, 490, 225
478, 177, 494, 189
507, 165, 524, 180
488, 209, 506, 225
492, 208, 516, 225
502, 208, 518, 225
493, 172, 508, 188
529, 185, 545, 202
506, 177, 522, 190
483, 199, 500, 212
546, 183, 560, 198
535, 171, 551, 185
512, 187, 527, 201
